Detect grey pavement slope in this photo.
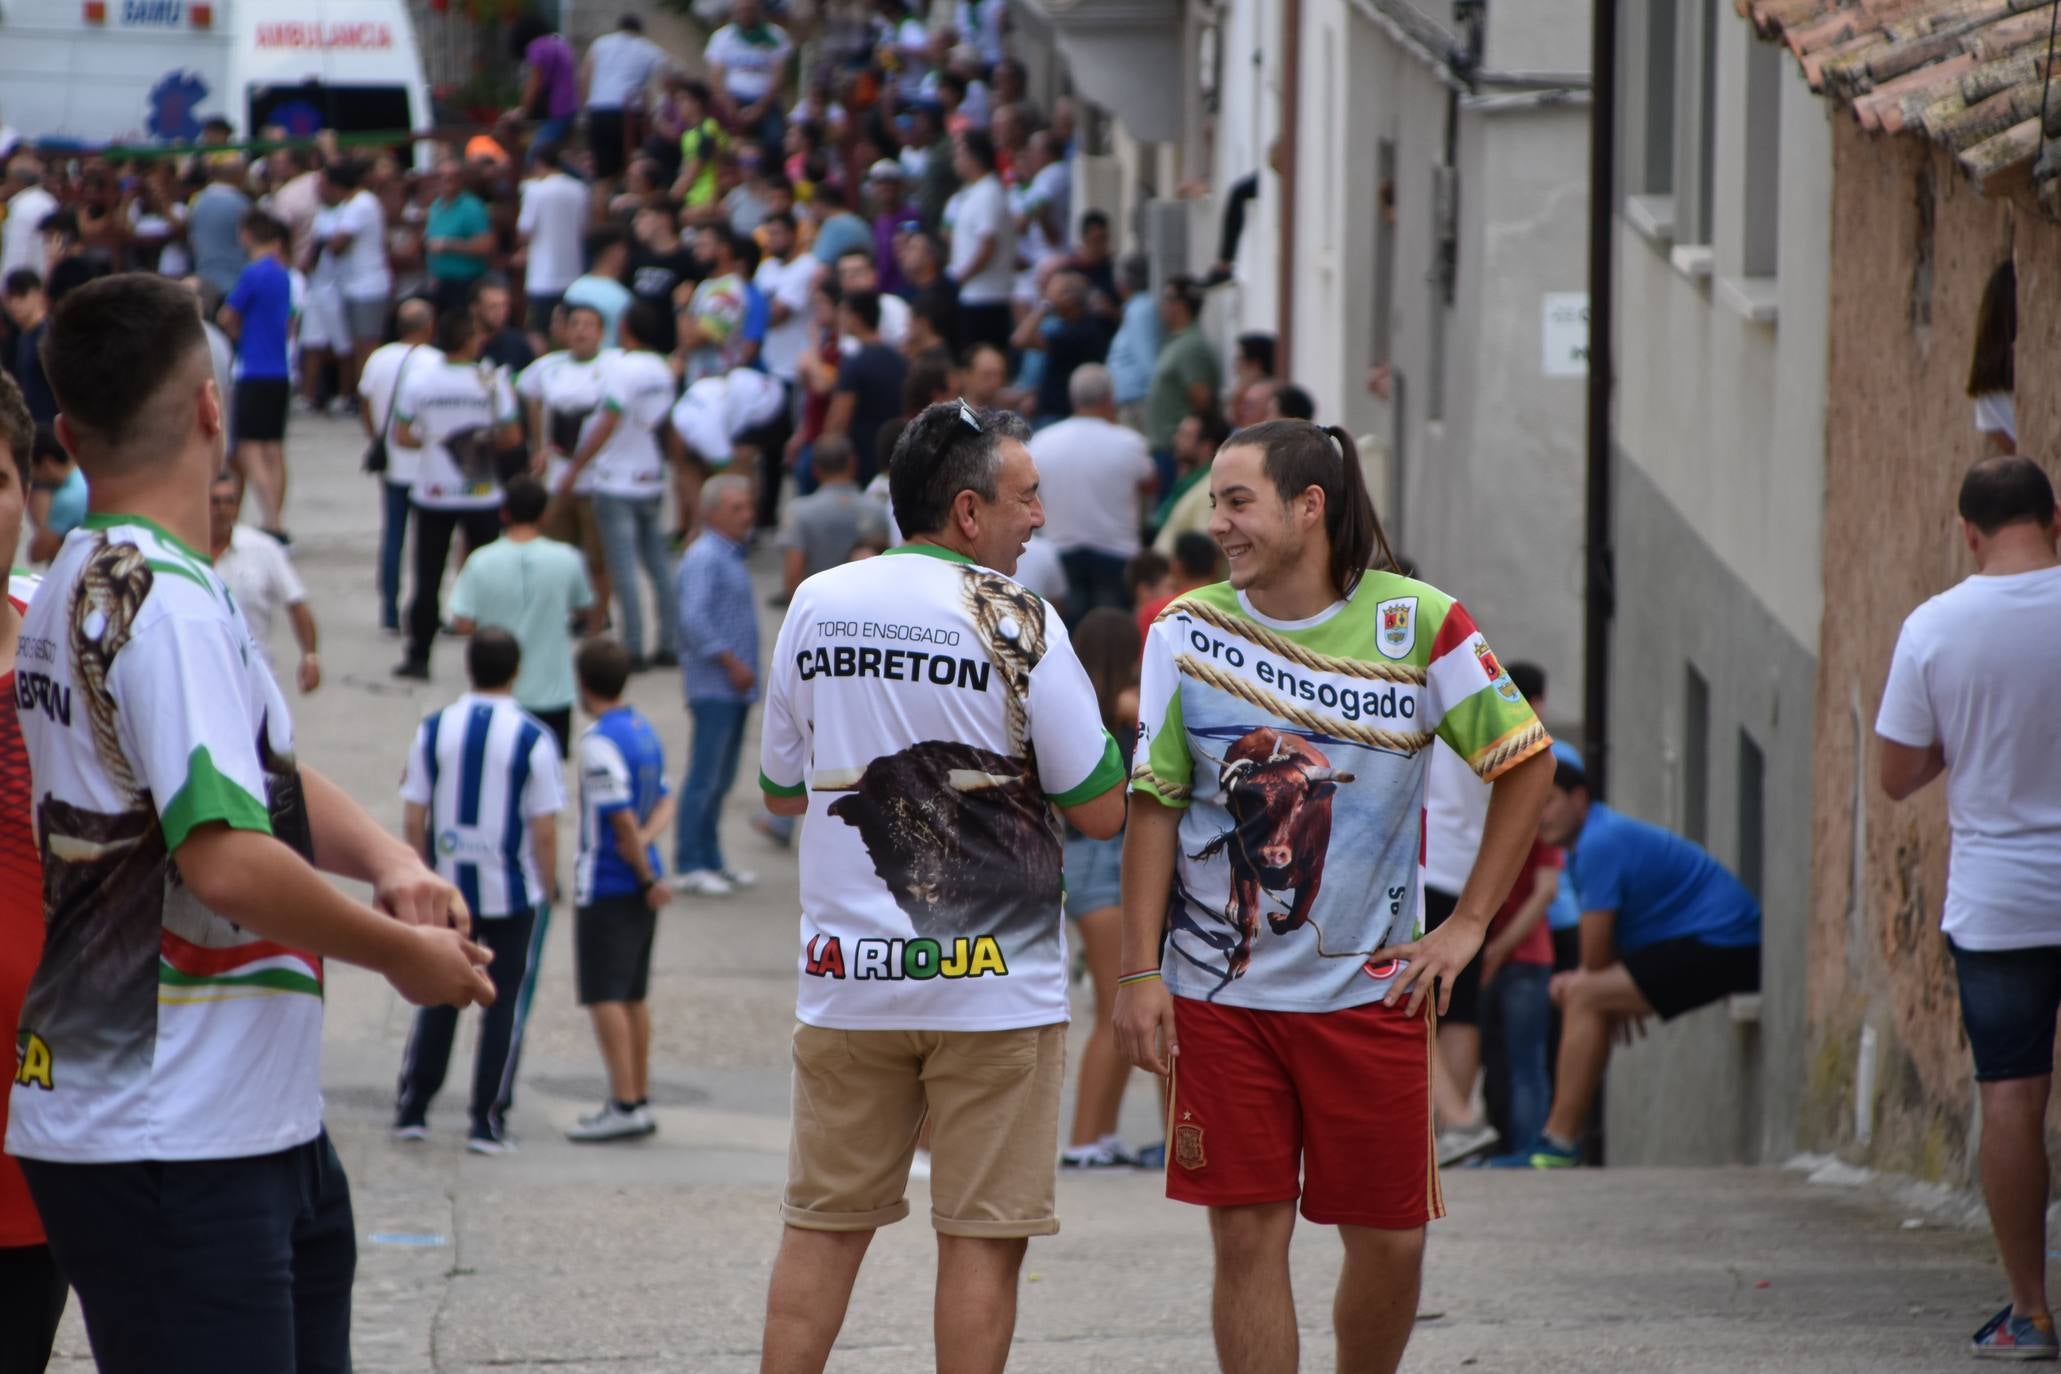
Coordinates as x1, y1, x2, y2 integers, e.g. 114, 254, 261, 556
43, 414, 2009, 1371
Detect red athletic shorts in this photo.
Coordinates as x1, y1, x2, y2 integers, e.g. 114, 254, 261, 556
1165, 996, 1442, 1229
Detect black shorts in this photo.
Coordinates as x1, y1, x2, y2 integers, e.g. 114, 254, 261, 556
1949, 938, 2061, 1082
1620, 937, 1760, 1021
576, 891, 658, 1005
233, 377, 292, 442
588, 108, 629, 179
533, 705, 572, 759
1424, 885, 1483, 1026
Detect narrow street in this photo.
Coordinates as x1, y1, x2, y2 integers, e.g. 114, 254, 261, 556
45, 414, 2010, 1372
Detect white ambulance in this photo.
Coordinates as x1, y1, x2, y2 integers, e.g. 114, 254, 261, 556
0, 0, 434, 150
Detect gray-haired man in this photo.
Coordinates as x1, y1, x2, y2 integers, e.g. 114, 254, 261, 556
756, 401, 1126, 1372
671, 474, 760, 897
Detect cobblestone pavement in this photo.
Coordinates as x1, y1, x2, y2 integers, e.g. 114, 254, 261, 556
41, 414, 2012, 1371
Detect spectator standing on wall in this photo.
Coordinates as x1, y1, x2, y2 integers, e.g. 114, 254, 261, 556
705, 0, 795, 155
582, 15, 669, 200
512, 17, 581, 149
1877, 455, 2061, 1361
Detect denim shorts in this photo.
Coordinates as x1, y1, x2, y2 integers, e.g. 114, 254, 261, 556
1949, 938, 2061, 1082
1064, 830, 1124, 917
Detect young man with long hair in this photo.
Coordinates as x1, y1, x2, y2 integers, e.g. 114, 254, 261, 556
1114, 419, 1555, 1374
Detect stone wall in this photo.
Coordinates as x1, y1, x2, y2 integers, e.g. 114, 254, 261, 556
1807, 116, 2058, 1178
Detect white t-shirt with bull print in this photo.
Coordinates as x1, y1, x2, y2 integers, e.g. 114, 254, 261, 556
1130, 575, 1549, 1014
759, 543, 1125, 1032
396, 358, 520, 512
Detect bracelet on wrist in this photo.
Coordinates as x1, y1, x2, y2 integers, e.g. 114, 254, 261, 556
1117, 969, 1163, 987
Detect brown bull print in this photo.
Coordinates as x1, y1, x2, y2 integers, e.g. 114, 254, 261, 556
1191, 730, 1355, 981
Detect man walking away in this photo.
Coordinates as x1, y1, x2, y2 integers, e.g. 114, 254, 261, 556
360, 298, 439, 635
583, 16, 669, 200
755, 401, 1126, 1373
448, 474, 596, 755
1877, 455, 2061, 1361
14, 273, 492, 1374
208, 469, 319, 693
1114, 419, 1554, 1374
1025, 363, 1157, 621
391, 308, 523, 680
219, 211, 296, 539
395, 628, 565, 1154
1488, 752, 1761, 1169
566, 300, 680, 671
569, 636, 674, 1142
672, 475, 759, 897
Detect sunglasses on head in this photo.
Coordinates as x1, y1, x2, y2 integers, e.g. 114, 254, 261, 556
956, 397, 982, 432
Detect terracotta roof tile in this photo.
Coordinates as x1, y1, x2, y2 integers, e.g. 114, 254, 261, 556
1747, 0, 2061, 187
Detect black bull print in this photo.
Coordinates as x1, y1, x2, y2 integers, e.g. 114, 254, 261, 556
822, 740, 1062, 945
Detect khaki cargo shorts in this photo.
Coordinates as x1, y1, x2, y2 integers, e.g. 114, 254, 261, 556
783, 1021, 1067, 1239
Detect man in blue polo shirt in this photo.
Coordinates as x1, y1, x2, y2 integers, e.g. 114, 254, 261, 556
1490, 742, 1761, 1168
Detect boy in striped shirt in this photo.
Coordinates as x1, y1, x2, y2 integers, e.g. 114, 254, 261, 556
394, 627, 566, 1152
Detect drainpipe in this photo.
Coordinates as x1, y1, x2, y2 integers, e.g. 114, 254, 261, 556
1583, 0, 1616, 799
1277, 0, 1301, 380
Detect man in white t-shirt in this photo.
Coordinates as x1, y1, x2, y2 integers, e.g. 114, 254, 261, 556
359, 299, 441, 633
391, 309, 523, 680
942, 130, 1014, 351
208, 469, 318, 690
516, 145, 590, 351
756, 400, 1125, 1373
1877, 455, 2061, 1361
582, 16, 669, 189
755, 211, 820, 385
565, 300, 680, 670
12, 271, 491, 1374
319, 161, 391, 401
1024, 364, 1155, 621
703, 0, 793, 152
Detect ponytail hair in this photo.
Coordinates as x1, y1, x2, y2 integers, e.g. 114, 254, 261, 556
1232, 418, 1399, 598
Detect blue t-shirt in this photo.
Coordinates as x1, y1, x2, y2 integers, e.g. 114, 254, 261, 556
1568, 802, 1760, 951
812, 212, 873, 266
225, 256, 293, 380
575, 706, 669, 903
562, 273, 636, 346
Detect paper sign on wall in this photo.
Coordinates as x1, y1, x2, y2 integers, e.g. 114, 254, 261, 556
1542, 293, 1589, 378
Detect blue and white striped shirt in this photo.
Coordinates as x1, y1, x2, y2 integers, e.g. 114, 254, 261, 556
401, 692, 566, 918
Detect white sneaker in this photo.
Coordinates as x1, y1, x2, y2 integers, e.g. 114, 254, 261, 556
466, 1134, 517, 1156
909, 1147, 932, 1181
1435, 1123, 1500, 1167
673, 869, 735, 897
390, 1122, 428, 1143
720, 868, 758, 890
566, 1102, 654, 1142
